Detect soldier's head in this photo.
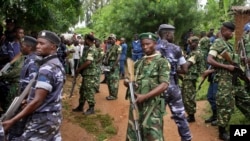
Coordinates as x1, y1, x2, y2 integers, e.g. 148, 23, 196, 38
220, 22, 235, 40
108, 34, 116, 45
158, 24, 175, 43
95, 38, 101, 48
36, 30, 61, 57
188, 36, 199, 50
84, 34, 95, 46
21, 36, 37, 55
139, 32, 157, 56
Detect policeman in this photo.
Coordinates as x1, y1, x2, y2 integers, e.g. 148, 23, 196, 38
156, 24, 192, 141
2, 30, 65, 140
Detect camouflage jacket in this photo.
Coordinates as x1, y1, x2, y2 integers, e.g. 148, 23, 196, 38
199, 36, 210, 57
80, 45, 98, 76
184, 49, 205, 80
106, 44, 121, 63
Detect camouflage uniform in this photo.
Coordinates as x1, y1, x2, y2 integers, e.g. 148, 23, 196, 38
182, 49, 205, 115
209, 38, 250, 128
79, 45, 98, 107
94, 47, 104, 92
106, 44, 121, 98
242, 31, 250, 58
8, 53, 39, 140
199, 36, 210, 58
16, 54, 65, 140
126, 54, 170, 141
156, 39, 192, 141
0, 54, 23, 111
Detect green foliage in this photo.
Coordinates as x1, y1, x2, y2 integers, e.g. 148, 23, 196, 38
91, 0, 202, 43
0, 0, 83, 33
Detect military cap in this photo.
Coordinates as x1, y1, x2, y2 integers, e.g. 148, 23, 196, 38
22, 36, 37, 47
158, 24, 175, 31
5, 18, 16, 24
108, 33, 116, 40
189, 36, 199, 42
222, 22, 235, 31
139, 32, 157, 41
38, 30, 61, 45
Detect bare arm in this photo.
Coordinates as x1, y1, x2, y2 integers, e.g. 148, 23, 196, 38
207, 54, 234, 71
177, 62, 188, 74
75, 60, 91, 75
3, 88, 48, 131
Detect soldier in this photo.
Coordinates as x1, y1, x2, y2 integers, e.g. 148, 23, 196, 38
2, 30, 65, 140
182, 36, 205, 122
8, 36, 39, 140
73, 34, 98, 115
105, 34, 121, 100
94, 38, 104, 93
199, 31, 210, 66
156, 24, 192, 141
207, 22, 250, 141
124, 32, 170, 140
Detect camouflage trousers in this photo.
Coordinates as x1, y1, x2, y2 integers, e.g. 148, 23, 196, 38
216, 74, 250, 127
165, 84, 192, 141
106, 63, 119, 98
126, 99, 165, 141
79, 75, 96, 106
182, 79, 197, 115
94, 66, 101, 92
15, 111, 62, 141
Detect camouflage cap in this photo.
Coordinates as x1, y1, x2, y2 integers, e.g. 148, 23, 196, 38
139, 32, 157, 41
38, 30, 61, 46
108, 33, 116, 40
222, 22, 235, 31
189, 36, 199, 42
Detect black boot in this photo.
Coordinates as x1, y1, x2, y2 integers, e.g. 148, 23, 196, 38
84, 105, 95, 115
218, 126, 230, 141
211, 120, 218, 126
205, 110, 217, 123
187, 114, 195, 122
72, 101, 84, 112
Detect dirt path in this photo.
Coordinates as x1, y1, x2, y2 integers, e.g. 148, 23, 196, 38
61, 75, 220, 141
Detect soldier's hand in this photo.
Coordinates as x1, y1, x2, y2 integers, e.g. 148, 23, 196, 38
2, 119, 15, 132
135, 93, 147, 103
123, 79, 129, 87
226, 64, 235, 71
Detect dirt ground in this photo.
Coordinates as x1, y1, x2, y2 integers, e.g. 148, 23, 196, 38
61, 75, 221, 141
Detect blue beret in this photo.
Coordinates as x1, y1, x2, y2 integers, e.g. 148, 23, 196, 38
22, 36, 37, 44
158, 24, 175, 31
139, 32, 157, 41
38, 30, 61, 46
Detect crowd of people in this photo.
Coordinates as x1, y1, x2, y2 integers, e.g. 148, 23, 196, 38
0, 17, 250, 141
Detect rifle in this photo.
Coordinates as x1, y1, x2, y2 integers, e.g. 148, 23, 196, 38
220, 51, 250, 86
69, 76, 76, 98
197, 65, 212, 91
69, 60, 80, 98
0, 53, 22, 76
239, 38, 250, 80
126, 58, 142, 141
0, 73, 37, 121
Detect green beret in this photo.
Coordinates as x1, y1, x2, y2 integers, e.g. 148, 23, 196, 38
223, 22, 235, 31
189, 36, 199, 42
139, 32, 157, 41
38, 30, 61, 46
22, 36, 37, 47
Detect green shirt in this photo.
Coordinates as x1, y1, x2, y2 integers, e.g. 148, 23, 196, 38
199, 36, 210, 57
80, 45, 98, 76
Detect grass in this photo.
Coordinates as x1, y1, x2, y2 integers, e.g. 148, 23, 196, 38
62, 101, 117, 141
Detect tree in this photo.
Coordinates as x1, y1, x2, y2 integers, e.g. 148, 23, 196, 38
0, 0, 83, 33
